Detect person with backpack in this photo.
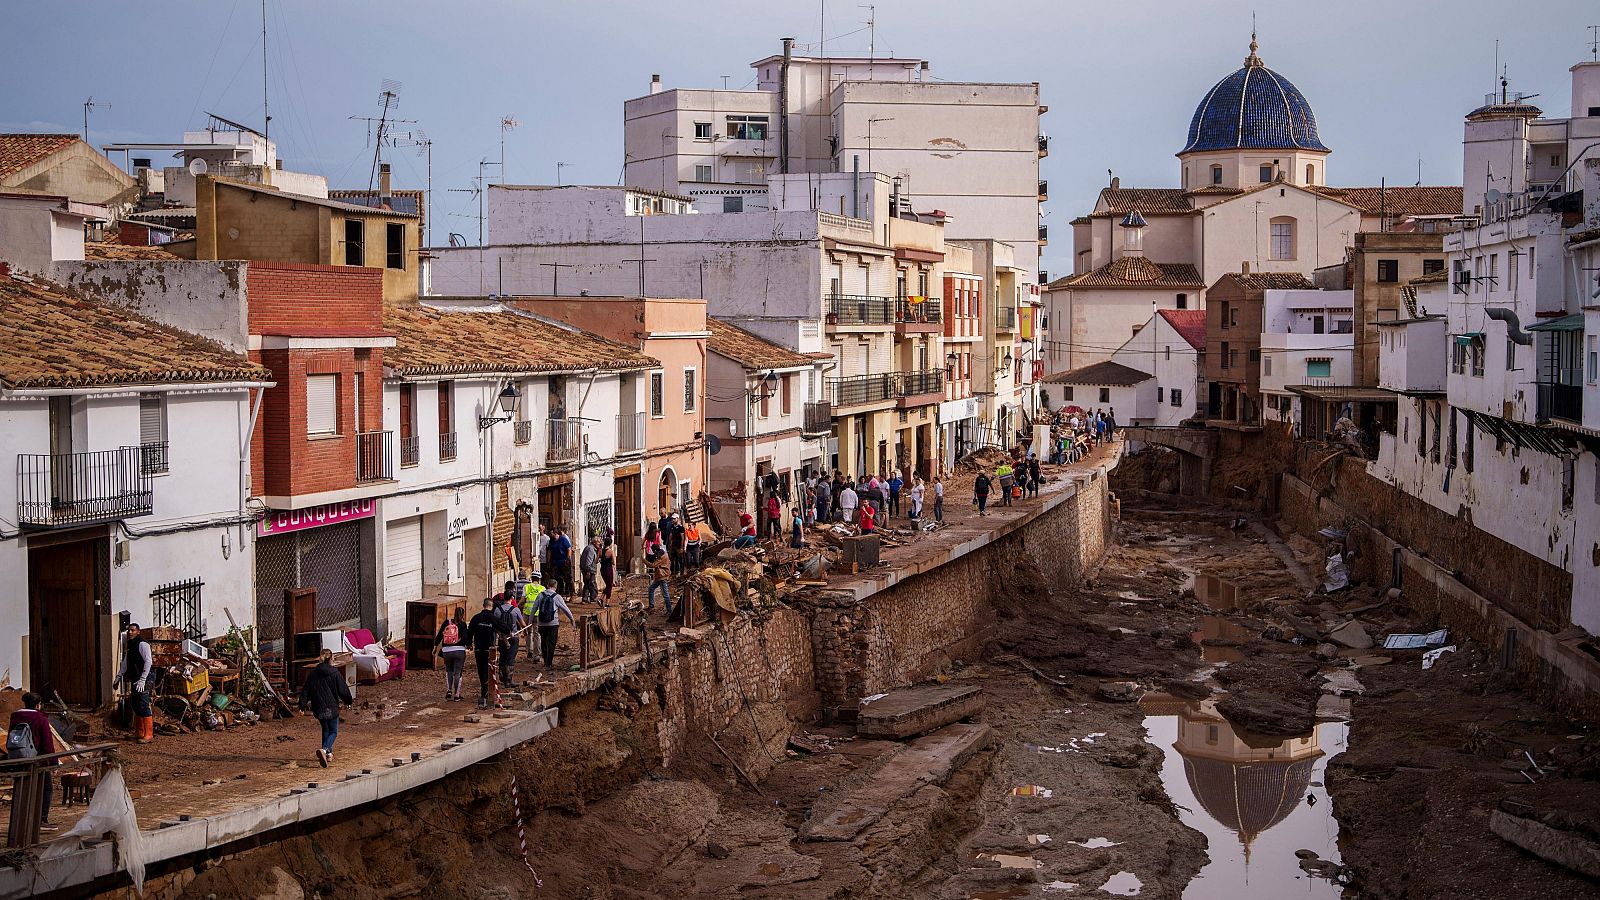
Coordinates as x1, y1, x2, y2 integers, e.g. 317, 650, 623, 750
974, 469, 993, 516
467, 597, 502, 709
6, 692, 57, 832
299, 649, 354, 768
434, 606, 469, 701
529, 577, 577, 670
495, 585, 527, 689
116, 622, 154, 745
644, 524, 673, 616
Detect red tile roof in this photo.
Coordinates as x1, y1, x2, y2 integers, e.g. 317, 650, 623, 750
0, 276, 268, 389
0, 134, 78, 181
707, 318, 813, 370
382, 302, 657, 377
1061, 257, 1204, 289
1157, 309, 1207, 351
1211, 271, 1317, 293
1311, 186, 1463, 218
1092, 188, 1193, 216
1041, 360, 1151, 387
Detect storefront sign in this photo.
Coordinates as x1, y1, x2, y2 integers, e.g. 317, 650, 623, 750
939, 398, 978, 423
257, 499, 376, 537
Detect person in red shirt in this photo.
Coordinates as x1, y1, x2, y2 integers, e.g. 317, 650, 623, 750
765, 493, 782, 540
859, 500, 877, 534
7, 692, 58, 832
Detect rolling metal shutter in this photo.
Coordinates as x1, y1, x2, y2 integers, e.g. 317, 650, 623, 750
384, 517, 424, 607
306, 375, 338, 435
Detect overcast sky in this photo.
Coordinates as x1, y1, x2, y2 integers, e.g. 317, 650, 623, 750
8, 0, 1597, 274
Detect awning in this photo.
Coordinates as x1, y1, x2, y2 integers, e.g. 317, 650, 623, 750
1285, 385, 1398, 403
1454, 331, 1483, 345
1526, 314, 1584, 332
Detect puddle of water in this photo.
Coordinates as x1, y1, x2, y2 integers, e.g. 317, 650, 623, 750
1192, 616, 1252, 663
1100, 871, 1144, 896
1139, 703, 1348, 899
977, 853, 1041, 870
1185, 572, 1242, 610
1044, 881, 1079, 892
1069, 837, 1119, 849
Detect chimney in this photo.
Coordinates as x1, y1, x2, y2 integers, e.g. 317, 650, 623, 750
1241, 261, 1251, 274
379, 163, 393, 200
650, 74, 662, 95
919, 61, 929, 82
1110, 176, 1120, 190
275, 159, 283, 170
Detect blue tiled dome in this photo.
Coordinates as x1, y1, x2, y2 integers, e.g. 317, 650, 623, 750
1180, 40, 1328, 155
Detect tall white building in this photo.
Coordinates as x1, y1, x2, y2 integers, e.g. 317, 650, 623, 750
622, 41, 1047, 282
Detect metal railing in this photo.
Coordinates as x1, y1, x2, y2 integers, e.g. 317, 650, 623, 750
804, 401, 833, 434
439, 431, 458, 462
399, 434, 420, 468
895, 297, 942, 325
995, 307, 1017, 330
829, 372, 895, 407
1538, 382, 1583, 423
17, 446, 153, 528
548, 419, 582, 464
617, 412, 645, 451
138, 441, 168, 475
827, 293, 895, 325
1038, 134, 1050, 157
356, 430, 393, 483
513, 419, 533, 445
896, 369, 945, 397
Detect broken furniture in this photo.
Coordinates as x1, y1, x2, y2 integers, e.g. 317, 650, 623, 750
839, 534, 881, 571
575, 605, 621, 669
343, 628, 406, 685
404, 598, 462, 670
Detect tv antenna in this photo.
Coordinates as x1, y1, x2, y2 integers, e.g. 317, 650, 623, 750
860, 4, 875, 63
392, 130, 433, 245
499, 116, 519, 184
556, 162, 572, 185
261, 0, 270, 137
353, 80, 405, 192
82, 96, 109, 143
1590, 25, 1599, 61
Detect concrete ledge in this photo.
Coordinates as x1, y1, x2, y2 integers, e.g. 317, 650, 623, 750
801, 722, 993, 841
857, 683, 985, 739
6, 708, 558, 899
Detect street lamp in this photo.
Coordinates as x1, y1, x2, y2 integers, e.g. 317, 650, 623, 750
478, 383, 521, 429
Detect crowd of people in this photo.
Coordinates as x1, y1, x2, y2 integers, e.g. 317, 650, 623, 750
796, 468, 946, 536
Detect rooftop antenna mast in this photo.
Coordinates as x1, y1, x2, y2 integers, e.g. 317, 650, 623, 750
392, 130, 433, 245
1590, 25, 1598, 61
261, 0, 269, 137
499, 116, 519, 184
364, 80, 403, 192
82, 96, 109, 144
860, 4, 875, 64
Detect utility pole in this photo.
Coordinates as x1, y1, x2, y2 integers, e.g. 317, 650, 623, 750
261, 0, 269, 137
82, 97, 109, 143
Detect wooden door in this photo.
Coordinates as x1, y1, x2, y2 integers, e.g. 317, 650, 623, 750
29, 539, 102, 706
613, 474, 640, 574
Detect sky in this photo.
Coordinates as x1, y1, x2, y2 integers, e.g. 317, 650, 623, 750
7, 0, 1598, 276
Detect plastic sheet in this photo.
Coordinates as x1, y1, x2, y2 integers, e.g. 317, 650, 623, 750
42, 767, 145, 895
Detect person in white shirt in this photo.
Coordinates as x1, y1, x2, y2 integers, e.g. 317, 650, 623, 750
933, 476, 946, 524
909, 478, 925, 520
840, 482, 859, 525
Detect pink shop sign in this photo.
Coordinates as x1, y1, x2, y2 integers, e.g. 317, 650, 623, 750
257, 499, 375, 536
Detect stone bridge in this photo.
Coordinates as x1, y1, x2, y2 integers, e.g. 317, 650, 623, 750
1120, 426, 1218, 496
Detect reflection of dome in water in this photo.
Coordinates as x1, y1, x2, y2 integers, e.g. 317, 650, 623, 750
1182, 754, 1317, 849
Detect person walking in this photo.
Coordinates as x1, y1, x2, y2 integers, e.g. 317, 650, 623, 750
1028, 458, 1042, 497
974, 469, 993, 516
840, 479, 859, 525
117, 622, 154, 744
548, 526, 574, 595
495, 586, 527, 689
534, 522, 550, 583
933, 476, 945, 524
528, 578, 577, 671
765, 492, 783, 540
910, 478, 925, 521
683, 519, 702, 571
600, 528, 618, 602
644, 525, 673, 615
996, 460, 1014, 507
7, 692, 58, 832
664, 512, 687, 576
789, 506, 805, 548
814, 476, 832, 525
300, 649, 355, 768
467, 597, 502, 709
434, 606, 469, 701
887, 471, 903, 517
580, 534, 601, 604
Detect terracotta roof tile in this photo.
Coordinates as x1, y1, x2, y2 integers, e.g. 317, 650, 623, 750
0, 276, 268, 389
1092, 188, 1193, 216
1157, 309, 1207, 351
1062, 258, 1204, 289
1408, 270, 1449, 285
1213, 271, 1317, 292
83, 241, 182, 261
0, 134, 78, 181
707, 319, 813, 370
1311, 186, 1463, 218
382, 302, 657, 377
1042, 360, 1151, 387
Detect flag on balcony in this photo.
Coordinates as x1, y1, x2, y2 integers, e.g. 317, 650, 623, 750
908, 295, 926, 304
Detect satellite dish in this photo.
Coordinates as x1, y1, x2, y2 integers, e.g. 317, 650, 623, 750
1485, 189, 1502, 204
188, 158, 208, 176
705, 434, 723, 455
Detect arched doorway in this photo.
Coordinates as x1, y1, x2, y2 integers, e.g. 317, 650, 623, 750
657, 466, 678, 517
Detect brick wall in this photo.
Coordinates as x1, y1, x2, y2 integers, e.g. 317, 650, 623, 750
252, 346, 385, 498
246, 262, 385, 337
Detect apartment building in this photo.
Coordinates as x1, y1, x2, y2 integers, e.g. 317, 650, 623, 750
939, 244, 984, 467
1204, 271, 1317, 426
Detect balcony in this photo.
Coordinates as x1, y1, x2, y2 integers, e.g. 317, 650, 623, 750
895, 369, 945, 407
439, 431, 458, 462
894, 296, 942, 334
17, 446, 154, 529
548, 418, 582, 465
995, 307, 1017, 331
829, 372, 895, 408
826, 293, 894, 326
803, 401, 833, 435
356, 431, 393, 484
1038, 180, 1048, 201
1537, 382, 1582, 424
399, 434, 420, 468
513, 419, 533, 445
1038, 134, 1049, 158
617, 412, 645, 452
1038, 224, 1049, 246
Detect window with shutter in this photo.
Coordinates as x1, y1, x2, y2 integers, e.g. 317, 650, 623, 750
650, 372, 664, 417
683, 368, 696, 412
139, 393, 168, 474
306, 375, 339, 435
